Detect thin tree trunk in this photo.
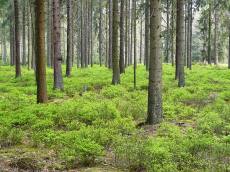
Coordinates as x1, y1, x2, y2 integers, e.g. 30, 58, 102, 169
140, 10, 143, 64
133, 0, 137, 89
171, 0, 175, 66
109, 0, 113, 68
208, 1, 212, 65
147, 0, 162, 125
120, 0, 125, 73
14, 0, 21, 77
166, 0, 170, 63
35, 0, 48, 103
22, 2, 26, 65
99, 0, 103, 66
176, 0, 185, 87
213, 3, 218, 65
53, 0, 64, 89
66, 0, 73, 76
47, 0, 52, 67
228, 24, 230, 69
112, 0, 120, 85
144, 0, 149, 70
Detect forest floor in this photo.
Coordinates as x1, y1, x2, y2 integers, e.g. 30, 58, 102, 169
0, 64, 230, 171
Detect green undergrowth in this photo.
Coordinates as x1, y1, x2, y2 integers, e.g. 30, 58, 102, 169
0, 64, 229, 171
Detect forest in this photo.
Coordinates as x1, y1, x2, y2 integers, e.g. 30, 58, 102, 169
0, 0, 230, 171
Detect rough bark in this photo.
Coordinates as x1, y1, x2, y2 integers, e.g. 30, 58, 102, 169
112, 0, 120, 85
208, 1, 212, 65
176, 0, 185, 87
109, 0, 113, 68
35, 0, 48, 103
22, 2, 26, 65
14, 0, 21, 77
144, 0, 150, 70
53, 0, 64, 89
99, 0, 103, 66
120, 0, 125, 73
147, 0, 162, 125
133, 0, 137, 89
66, 0, 73, 76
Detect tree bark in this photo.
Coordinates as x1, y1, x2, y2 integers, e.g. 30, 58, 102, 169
120, 0, 125, 73
112, 0, 120, 85
208, 1, 212, 65
14, 0, 21, 78
176, 0, 185, 87
99, 0, 103, 66
133, 0, 137, 89
66, 0, 73, 76
22, 2, 26, 65
35, 0, 48, 103
144, 0, 149, 70
147, 0, 162, 125
53, 0, 64, 89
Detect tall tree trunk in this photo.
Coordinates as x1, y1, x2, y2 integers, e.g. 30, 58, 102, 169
208, 1, 212, 65
35, 0, 48, 103
140, 8, 143, 64
27, 0, 31, 70
189, 0, 192, 69
166, 0, 170, 63
99, 0, 103, 66
109, 0, 113, 68
133, 0, 137, 88
53, 0, 64, 89
144, 0, 149, 70
171, 0, 175, 66
228, 24, 230, 69
2, 29, 7, 64
112, 0, 120, 85
120, 0, 125, 73
84, 0, 88, 67
90, 0, 93, 67
66, 0, 73, 76
81, 0, 85, 67
213, 4, 218, 65
22, 2, 26, 65
176, 0, 185, 87
125, 0, 128, 67
147, 0, 162, 125
47, 0, 52, 67
14, 0, 21, 77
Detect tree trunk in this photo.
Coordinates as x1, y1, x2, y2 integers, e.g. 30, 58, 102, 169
112, 0, 120, 85
133, 0, 137, 89
139, 9, 143, 64
147, 0, 162, 125
47, 0, 52, 67
176, 0, 185, 87
171, 0, 175, 66
213, 4, 218, 65
208, 1, 212, 65
66, 0, 73, 76
228, 24, 230, 69
99, 0, 103, 66
35, 0, 48, 103
166, 0, 170, 63
144, 0, 149, 70
120, 0, 125, 73
109, 0, 113, 68
22, 2, 26, 65
53, 0, 64, 89
14, 0, 21, 77
27, 0, 31, 70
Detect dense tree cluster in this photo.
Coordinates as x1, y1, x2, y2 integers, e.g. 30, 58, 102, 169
0, 0, 229, 124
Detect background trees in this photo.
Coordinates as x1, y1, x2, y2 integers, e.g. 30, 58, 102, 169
0, 0, 229, 119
